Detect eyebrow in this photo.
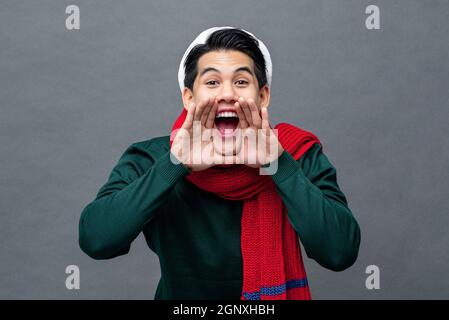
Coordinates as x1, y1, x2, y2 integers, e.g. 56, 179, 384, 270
199, 66, 254, 78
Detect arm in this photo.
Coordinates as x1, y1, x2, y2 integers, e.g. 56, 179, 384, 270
270, 143, 361, 271
78, 141, 190, 260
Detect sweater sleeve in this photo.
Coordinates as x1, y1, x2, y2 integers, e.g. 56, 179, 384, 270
270, 143, 361, 271
78, 141, 190, 260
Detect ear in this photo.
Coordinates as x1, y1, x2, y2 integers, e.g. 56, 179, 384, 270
259, 84, 270, 109
182, 87, 194, 111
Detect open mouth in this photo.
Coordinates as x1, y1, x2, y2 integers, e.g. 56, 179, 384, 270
214, 111, 239, 137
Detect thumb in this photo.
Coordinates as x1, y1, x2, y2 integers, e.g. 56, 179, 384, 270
182, 103, 196, 129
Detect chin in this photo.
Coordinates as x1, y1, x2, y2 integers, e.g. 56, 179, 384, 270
212, 134, 242, 158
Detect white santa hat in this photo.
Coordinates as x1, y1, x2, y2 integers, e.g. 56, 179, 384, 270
177, 26, 272, 92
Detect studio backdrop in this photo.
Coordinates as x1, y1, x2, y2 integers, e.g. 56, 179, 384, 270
0, 0, 448, 299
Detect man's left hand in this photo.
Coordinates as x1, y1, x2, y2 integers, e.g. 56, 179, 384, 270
233, 97, 284, 168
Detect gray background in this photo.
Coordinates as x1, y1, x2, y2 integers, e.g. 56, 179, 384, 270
1, 0, 448, 299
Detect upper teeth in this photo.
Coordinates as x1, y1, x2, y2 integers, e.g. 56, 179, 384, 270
216, 112, 238, 118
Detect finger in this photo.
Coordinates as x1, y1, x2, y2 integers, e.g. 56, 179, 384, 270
194, 97, 212, 122
239, 97, 253, 126
205, 98, 218, 129
261, 107, 270, 130
248, 98, 262, 128
200, 98, 213, 126
181, 103, 196, 129
235, 101, 249, 128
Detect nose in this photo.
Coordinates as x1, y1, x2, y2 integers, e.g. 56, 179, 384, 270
217, 80, 237, 105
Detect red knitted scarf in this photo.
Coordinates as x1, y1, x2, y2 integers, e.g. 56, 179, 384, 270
170, 108, 320, 300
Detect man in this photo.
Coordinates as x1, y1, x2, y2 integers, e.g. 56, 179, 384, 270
79, 27, 361, 300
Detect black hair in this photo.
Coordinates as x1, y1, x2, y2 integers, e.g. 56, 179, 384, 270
183, 28, 267, 91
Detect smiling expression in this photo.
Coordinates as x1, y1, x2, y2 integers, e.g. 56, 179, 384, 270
182, 49, 270, 155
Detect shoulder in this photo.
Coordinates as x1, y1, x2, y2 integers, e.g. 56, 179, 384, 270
295, 138, 344, 189
297, 142, 323, 166
116, 135, 170, 169
302, 142, 323, 157
129, 135, 170, 156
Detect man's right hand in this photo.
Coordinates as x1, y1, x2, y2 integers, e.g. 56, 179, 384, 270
170, 96, 233, 172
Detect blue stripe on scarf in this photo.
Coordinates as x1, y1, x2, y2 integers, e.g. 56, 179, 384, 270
242, 278, 308, 300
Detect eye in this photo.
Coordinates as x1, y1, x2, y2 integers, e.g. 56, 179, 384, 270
235, 80, 248, 86
206, 80, 219, 86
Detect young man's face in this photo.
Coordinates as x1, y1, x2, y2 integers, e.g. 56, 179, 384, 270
182, 49, 270, 156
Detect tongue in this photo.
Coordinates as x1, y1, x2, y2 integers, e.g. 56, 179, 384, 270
216, 118, 239, 135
